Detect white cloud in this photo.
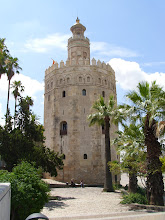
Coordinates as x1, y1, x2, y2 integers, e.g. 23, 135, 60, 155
109, 58, 165, 90
0, 74, 44, 100
25, 33, 71, 53
91, 42, 139, 58
143, 61, 165, 67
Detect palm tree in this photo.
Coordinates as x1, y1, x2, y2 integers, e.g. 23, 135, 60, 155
112, 123, 145, 193
0, 38, 9, 79
119, 81, 165, 206
11, 80, 25, 127
88, 95, 116, 192
6, 56, 22, 116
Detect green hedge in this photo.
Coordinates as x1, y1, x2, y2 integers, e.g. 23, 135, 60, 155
0, 161, 50, 220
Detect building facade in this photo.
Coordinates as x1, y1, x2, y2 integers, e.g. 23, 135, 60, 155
44, 18, 119, 184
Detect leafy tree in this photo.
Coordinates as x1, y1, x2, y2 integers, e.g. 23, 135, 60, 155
11, 80, 25, 127
110, 123, 146, 193
0, 161, 50, 220
0, 96, 63, 175
118, 81, 165, 206
88, 95, 117, 192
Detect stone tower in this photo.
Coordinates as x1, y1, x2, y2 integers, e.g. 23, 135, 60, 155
44, 18, 119, 184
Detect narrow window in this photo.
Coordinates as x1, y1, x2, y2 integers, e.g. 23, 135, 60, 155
102, 125, 105, 134
51, 81, 53, 88
63, 110, 64, 115
63, 154, 66, 160
84, 126, 85, 131
60, 79, 62, 84
67, 77, 70, 83
82, 89, 86, 96
60, 121, 67, 136
84, 108, 85, 113
105, 80, 107, 85
47, 84, 49, 89
98, 78, 101, 83
62, 91, 66, 97
79, 77, 82, 82
102, 91, 105, 97
87, 76, 90, 82
84, 154, 87, 159
48, 95, 50, 101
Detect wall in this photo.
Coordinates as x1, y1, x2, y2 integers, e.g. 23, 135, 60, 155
0, 183, 11, 220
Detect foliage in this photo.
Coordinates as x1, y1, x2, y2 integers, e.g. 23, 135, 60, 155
109, 160, 121, 175
160, 156, 165, 173
0, 38, 9, 78
111, 123, 146, 176
113, 183, 122, 190
0, 161, 50, 220
0, 95, 63, 176
121, 192, 148, 205
117, 81, 165, 206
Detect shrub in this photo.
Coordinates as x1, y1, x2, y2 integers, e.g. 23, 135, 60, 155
0, 161, 50, 220
121, 192, 148, 205
113, 183, 122, 190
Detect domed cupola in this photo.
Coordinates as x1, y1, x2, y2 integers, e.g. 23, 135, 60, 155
68, 18, 90, 65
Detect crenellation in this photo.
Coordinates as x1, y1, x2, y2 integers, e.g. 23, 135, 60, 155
97, 60, 102, 67
102, 61, 106, 69
91, 58, 96, 65
60, 60, 64, 68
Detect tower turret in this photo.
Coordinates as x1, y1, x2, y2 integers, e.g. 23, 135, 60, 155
68, 18, 90, 65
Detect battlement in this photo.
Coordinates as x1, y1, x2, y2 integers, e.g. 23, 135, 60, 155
45, 58, 115, 75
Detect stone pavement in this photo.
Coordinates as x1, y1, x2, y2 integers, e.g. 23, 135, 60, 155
41, 174, 165, 220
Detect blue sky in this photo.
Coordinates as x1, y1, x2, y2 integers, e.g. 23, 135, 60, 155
0, 0, 165, 125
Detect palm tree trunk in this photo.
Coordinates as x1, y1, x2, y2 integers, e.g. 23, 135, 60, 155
128, 171, 138, 193
144, 115, 164, 206
104, 116, 114, 192
14, 97, 17, 128
6, 79, 11, 116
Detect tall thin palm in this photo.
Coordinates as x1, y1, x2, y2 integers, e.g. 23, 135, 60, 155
88, 95, 116, 192
119, 81, 165, 205
11, 80, 24, 127
6, 57, 22, 116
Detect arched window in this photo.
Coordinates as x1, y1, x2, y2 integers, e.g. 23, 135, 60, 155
98, 78, 101, 83
102, 91, 105, 97
87, 76, 90, 82
62, 91, 66, 97
79, 77, 82, 82
84, 154, 87, 159
48, 95, 50, 101
63, 154, 66, 160
60, 79, 63, 84
82, 89, 86, 96
60, 121, 67, 136
67, 77, 70, 83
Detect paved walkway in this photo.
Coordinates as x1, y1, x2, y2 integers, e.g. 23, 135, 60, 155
41, 174, 165, 219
